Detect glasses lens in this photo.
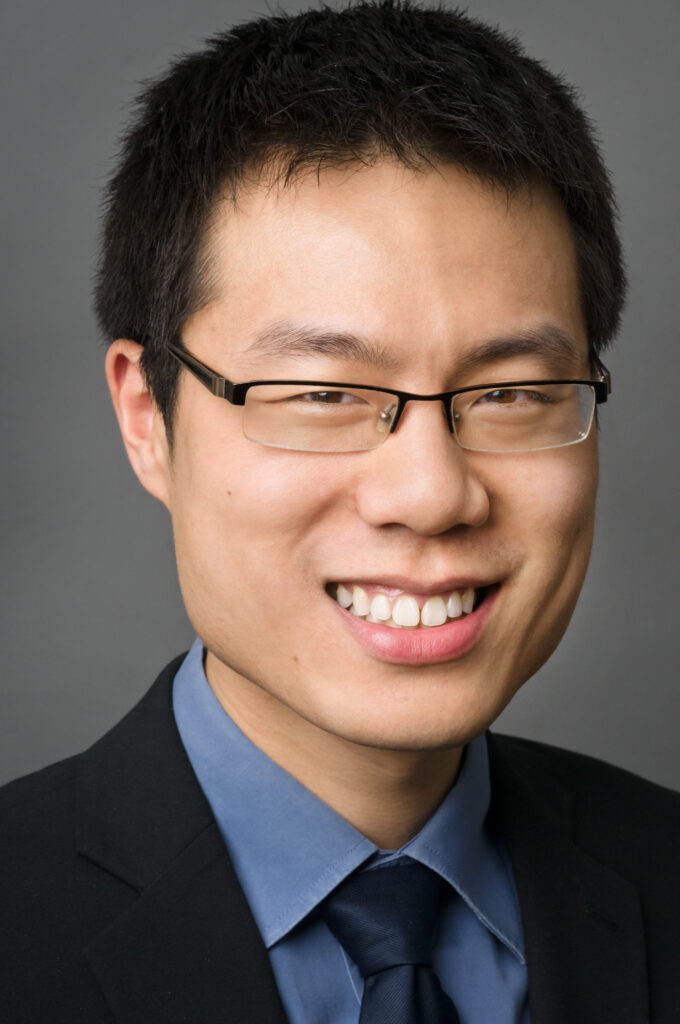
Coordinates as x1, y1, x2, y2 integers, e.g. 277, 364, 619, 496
452, 383, 596, 452
242, 384, 398, 452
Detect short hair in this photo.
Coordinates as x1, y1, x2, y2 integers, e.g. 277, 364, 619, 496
94, 0, 625, 443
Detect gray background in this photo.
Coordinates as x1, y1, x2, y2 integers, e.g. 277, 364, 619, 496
1, 0, 678, 788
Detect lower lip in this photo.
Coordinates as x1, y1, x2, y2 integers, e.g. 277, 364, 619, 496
329, 586, 499, 665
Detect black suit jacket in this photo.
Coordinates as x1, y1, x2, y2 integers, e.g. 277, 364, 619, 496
1, 654, 679, 1023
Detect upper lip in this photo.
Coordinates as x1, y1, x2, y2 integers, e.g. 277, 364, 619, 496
328, 574, 499, 596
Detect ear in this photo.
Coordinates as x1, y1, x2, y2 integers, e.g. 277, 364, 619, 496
105, 339, 171, 508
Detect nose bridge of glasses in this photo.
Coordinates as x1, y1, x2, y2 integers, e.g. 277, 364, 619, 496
388, 391, 455, 436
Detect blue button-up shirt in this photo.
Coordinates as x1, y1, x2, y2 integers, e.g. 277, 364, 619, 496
173, 638, 530, 1023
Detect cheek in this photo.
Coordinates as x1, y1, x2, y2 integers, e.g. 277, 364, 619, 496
495, 440, 597, 554
494, 443, 597, 660
540, 448, 597, 563
217, 455, 350, 561
464, 444, 598, 704
169, 435, 349, 602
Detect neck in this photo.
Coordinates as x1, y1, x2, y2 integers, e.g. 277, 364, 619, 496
205, 651, 464, 850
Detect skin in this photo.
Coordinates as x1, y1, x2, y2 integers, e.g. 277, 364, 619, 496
107, 160, 598, 849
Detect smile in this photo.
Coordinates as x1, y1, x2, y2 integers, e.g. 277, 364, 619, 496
327, 581, 499, 665
330, 582, 486, 629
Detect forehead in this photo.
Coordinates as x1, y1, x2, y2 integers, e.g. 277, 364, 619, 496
190, 160, 586, 378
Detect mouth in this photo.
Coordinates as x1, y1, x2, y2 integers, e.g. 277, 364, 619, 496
325, 579, 500, 665
326, 581, 493, 627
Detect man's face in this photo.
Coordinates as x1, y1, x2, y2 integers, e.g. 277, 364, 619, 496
160, 160, 597, 751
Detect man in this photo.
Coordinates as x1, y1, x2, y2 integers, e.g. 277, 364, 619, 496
1, 2, 678, 1021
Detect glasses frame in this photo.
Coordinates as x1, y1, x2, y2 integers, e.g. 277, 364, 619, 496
166, 342, 611, 452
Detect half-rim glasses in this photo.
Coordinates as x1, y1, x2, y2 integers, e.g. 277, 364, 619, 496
167, 342, 611, 454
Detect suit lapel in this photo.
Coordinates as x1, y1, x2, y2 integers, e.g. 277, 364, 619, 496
75, 657, 650, 1022
76, 656, 288, 1024
487, 733, 649, 1024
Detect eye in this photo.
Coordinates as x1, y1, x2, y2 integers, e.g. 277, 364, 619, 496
293, 390, 364, 405
477, 388, 551, 405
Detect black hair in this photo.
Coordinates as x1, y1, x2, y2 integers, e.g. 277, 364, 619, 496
94, 0, 625, 442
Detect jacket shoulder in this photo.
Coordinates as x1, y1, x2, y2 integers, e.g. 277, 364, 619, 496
489, 731, 680, 803
0, 658, 188, 1023
0, 755, 85, 874
0, 751, 78, 811
489, 731, 680, 870
0, 650, 188, 842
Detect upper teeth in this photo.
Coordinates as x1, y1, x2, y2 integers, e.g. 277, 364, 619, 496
334, 583, 477, 628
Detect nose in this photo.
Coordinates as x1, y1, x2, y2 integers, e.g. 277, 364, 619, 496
355, 398, 491, 535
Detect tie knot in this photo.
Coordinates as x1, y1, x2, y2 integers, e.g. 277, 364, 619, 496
321, 860, 446, 978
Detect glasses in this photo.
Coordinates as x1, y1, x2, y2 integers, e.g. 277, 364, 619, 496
167, 342, 611, 454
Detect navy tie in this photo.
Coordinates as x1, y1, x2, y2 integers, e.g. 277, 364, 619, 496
321, 860, 460, 1023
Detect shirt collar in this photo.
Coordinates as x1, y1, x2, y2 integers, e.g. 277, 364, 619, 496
397, 728, 525, 962
173, 638, 524, 961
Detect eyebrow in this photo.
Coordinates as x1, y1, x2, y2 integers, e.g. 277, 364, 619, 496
454, 324, 587, 378
238, 319, 586, 377
239, 321, 403, 372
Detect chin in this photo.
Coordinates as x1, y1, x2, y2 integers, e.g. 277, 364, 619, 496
316, 690, 505, 752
